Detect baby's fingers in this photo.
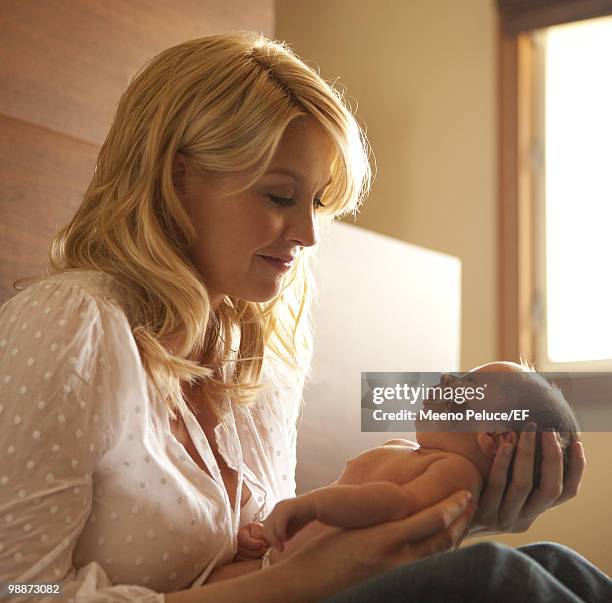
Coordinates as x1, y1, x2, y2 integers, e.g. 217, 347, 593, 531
250, 522, 266, 541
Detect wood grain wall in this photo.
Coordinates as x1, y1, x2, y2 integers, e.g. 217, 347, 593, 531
0, 0, 274, 303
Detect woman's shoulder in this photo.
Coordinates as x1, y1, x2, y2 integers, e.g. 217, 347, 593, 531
0, 269, 133, 362
2, 269, 127, 322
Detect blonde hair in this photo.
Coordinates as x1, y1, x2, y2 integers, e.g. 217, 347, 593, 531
14, 31, 373, 424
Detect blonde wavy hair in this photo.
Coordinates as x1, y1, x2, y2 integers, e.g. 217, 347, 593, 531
14, 31, 373, 425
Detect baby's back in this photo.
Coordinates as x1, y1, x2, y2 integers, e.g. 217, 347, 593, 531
338, 438, 462, 488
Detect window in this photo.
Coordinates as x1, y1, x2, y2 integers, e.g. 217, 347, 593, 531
497, 3, 612, 372
533, 16, 612, 370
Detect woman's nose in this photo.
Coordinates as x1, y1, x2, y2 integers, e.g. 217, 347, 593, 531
287, 206, 319, 248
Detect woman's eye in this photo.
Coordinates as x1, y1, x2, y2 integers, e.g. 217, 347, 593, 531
268, 195, 326, 210
268, 195, 294, 207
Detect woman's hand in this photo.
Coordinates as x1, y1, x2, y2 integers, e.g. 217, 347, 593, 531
269, 490, 474, 600
469, 425, 586, 536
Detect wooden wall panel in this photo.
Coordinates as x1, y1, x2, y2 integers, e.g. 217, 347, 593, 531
0, 0, 274, 144
0, 115, 99, 303
0, 0, 274, 301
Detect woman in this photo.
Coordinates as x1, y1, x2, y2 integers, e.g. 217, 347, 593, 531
0, 31, 606, 603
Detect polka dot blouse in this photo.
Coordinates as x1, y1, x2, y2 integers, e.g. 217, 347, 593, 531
0, 270, 302, 601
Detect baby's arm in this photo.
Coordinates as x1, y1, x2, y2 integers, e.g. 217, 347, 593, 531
262, 481, 409, 551
396, 456, 483, 511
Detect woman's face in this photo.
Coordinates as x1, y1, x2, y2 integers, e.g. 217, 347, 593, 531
172, 116, 335, 307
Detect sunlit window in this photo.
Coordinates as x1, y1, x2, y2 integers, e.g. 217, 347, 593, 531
540, 15, 612, 366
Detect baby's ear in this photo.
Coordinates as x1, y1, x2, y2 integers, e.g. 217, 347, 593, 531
475, 431, 518, 458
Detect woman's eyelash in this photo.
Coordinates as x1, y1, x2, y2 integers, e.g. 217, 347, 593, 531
268, 195, 326, 209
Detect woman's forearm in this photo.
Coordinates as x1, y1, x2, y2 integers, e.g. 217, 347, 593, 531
270, 520, 341, 562
163, 556, 322, 603
204, 558, 263, 583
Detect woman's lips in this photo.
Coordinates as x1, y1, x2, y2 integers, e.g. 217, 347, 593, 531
258, 255, 293, 272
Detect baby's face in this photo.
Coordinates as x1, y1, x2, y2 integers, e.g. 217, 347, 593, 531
415, 361, 527, 452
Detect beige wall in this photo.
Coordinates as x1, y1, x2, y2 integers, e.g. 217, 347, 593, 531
277, 0, 496, 372
276, 0, 611, 574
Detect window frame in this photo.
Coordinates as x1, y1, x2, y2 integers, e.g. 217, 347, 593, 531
497, 4, 612, 371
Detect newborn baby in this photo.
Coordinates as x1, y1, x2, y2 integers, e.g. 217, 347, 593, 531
235, 361, 580, 560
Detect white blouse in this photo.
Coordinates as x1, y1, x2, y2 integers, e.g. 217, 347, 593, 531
0, 270, 303, 601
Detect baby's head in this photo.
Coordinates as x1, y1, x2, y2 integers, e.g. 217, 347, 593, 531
416, 361, 581, 489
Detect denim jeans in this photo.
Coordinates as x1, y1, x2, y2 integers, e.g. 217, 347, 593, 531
318, 541, 612, 602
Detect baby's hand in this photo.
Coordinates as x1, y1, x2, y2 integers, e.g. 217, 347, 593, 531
235, 521, 270, 561
262, 495, 315, 552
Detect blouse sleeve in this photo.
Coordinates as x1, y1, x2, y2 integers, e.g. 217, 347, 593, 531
0, 280, 164, 603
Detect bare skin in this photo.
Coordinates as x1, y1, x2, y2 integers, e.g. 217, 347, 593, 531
237, 362, 585, 561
